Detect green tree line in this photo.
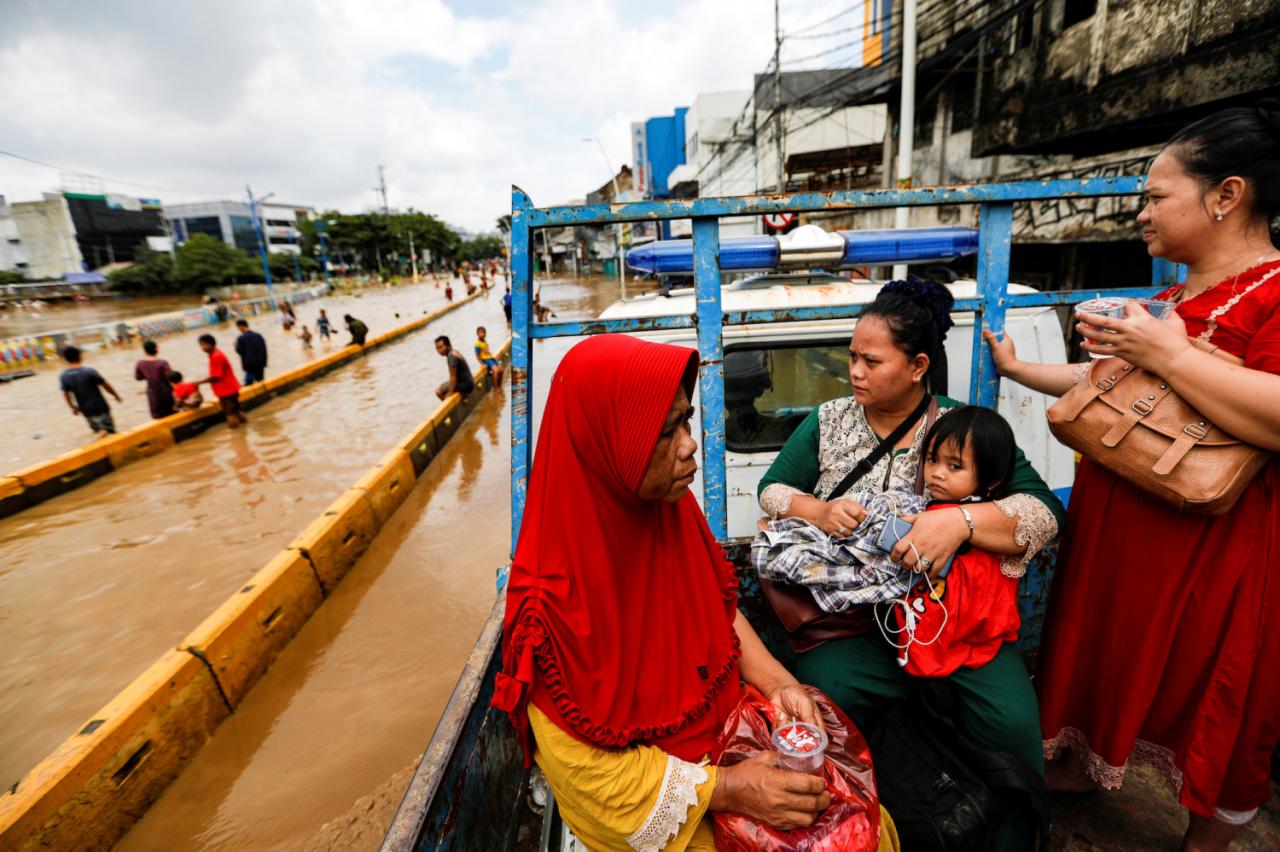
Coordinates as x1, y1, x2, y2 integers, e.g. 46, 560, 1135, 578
109, 210, 505, 293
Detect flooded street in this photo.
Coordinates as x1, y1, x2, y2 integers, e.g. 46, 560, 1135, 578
114, 276, 644, 850
2, 280, 456, 470
0, 287, 505, 790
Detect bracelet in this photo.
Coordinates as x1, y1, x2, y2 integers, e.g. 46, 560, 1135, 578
956, 506, 974, 540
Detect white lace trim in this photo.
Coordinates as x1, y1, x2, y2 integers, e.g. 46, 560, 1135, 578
625, 755, 708, 852
993, 493, 1059, 578
760, 483, 803, 518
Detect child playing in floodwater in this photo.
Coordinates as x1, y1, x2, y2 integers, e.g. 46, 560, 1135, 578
168, 371, 203, 410
298, 325, 313, 348
473, 325, 503, 386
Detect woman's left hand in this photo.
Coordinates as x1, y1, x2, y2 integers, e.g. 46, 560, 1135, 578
891, 510, 968, 582
1076, 301, 1191, 372
768, 682, 824, 733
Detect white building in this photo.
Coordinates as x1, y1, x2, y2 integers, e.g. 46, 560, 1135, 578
0, 194, 83, 280
165, 200, 313, 256
668, 90, 757, 238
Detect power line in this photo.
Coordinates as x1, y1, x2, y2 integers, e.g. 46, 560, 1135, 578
781, 40, 859, 67
786, 24, 860, 41
0, 147, 227, 197
788, 4, 860, 36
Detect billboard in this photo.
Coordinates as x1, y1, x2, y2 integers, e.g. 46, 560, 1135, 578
631, 121, 649, 197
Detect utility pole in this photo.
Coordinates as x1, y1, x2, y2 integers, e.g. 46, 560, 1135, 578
315, 219, 333, 290
246, 185, 277, 309
892, 0, 918, 281
408, 230, 418, 282
773, 0, 785, 193
376, 165, 389, 214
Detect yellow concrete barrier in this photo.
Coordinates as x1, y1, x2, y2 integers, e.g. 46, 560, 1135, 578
354, 448, 417, 526
0, 650, 230, 851
103, 423, 176, 470
287, 487, 378, 590
12, 442, 109, 490
179, 550, 326, 707
0, 476, 25, 503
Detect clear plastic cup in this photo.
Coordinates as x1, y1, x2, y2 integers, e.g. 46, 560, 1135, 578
1075, 297, 1175, 358
773, 722, 828, 775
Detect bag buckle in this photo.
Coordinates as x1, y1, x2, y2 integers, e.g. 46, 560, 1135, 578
1183, 423, 1209, 440
1095, 375, 1118, 391
1131, 399, 1154, 416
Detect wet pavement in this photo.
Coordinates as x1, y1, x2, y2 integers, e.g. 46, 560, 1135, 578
2, 279, 457, 471
0, 286, 506, 790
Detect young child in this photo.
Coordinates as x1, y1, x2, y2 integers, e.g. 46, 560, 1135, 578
473, 325, 503, 386
169, 371, 204, 411
316, 309, 333, 340
298, 325, 313, 349
885, 405, 1021, 676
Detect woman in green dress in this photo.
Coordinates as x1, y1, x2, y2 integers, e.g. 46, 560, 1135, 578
757, 279, 1064, 848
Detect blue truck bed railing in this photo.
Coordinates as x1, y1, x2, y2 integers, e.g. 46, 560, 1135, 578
508, 177, 1177, 549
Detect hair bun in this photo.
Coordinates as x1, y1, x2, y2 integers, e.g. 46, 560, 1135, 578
1256, 97, 1280, 138
882, 274, 956, 339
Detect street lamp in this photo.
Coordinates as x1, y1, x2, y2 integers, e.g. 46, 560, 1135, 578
582, 136, 626, 299
246, 187, 276, 309
315, 218, 337, 290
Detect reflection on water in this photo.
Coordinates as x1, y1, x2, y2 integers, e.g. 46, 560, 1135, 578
115, 278, 625, 851
0, 290, 506, 790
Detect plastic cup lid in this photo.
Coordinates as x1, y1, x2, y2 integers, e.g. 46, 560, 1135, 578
773, 722, 828, 755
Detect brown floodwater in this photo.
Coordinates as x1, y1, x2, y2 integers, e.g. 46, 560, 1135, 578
0, 284, 312, 338
2, 280, 459, 471
115, 275, 647, 851
0, 287, 506, 789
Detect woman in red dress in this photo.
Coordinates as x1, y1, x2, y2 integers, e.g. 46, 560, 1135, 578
984, 102, 1280, 851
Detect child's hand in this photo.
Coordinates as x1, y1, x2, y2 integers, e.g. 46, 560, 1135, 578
815, 499, 867, 537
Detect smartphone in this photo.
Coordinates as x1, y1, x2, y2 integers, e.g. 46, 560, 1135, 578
876, 515, 953, 578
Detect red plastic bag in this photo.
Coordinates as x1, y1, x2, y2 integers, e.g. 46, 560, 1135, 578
711, 685, 881, 852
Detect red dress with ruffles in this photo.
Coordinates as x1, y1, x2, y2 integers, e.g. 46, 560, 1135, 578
1037, 259, 1280, 817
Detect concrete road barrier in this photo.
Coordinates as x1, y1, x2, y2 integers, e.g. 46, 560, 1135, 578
0, 651, 230, 852
0, 338, 512, 851
0, 289, 486, 520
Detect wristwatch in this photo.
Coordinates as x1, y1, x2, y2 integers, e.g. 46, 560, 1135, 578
957, 506, 974, 540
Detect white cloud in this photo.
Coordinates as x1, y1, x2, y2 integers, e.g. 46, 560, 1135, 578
0, 0, 856, 231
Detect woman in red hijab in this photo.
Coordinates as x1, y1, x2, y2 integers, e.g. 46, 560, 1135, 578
493, 334, 842, 851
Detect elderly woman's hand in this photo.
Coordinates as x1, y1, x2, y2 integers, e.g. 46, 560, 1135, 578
1077, 301, 1191, 372
768, 682, 825, 733
814, 498, 867, 537
710, 750, 831, 830
891, 509, 969, 582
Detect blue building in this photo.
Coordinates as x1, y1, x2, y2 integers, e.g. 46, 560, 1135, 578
643, 107, 688, 198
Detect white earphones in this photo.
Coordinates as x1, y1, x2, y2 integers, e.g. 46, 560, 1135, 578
876, 540, 949, 667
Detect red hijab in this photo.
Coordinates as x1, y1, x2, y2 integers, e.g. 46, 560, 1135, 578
493, 334, 741, 765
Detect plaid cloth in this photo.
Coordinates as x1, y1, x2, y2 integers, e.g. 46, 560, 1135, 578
752, 489, 928, 613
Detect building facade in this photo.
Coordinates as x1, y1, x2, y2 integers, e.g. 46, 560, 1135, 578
0, 194, 85, 280
165, 200, 314, 256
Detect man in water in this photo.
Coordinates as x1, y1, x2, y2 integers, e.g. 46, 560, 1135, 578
195, 334, 245, 428
434, 335, 475, 400
344, 314, 368, 346
134, 339, 175, 419
59, 345, 122, 438
234, 319, 268, 385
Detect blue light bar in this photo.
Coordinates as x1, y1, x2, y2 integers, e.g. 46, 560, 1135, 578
625, 227, 979, 274
626, 236, 778, 275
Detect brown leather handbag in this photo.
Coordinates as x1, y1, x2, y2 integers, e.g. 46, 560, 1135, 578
1046, 343, 1270, 516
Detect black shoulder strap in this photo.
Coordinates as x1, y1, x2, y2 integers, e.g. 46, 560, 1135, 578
827, 393, 932, 501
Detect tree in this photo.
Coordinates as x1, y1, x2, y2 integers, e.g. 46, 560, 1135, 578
107, 243, 176, 292
175, 234, 257, 289
459, 234, 504, 262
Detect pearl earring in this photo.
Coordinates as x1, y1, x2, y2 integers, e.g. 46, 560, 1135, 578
913, 375, 922, 383
1216, 212, 1224, 221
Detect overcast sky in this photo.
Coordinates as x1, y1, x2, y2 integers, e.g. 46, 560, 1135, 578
0, 0, 860, 232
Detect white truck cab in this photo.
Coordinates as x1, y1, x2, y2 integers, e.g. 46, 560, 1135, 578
597, 274, 1073, 538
